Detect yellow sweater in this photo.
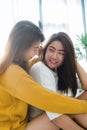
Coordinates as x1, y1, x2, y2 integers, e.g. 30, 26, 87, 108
0, 64, 87, 130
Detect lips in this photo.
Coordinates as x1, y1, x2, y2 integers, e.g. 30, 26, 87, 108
49, 59, 58, 65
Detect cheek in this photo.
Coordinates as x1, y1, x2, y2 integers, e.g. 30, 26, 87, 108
26, 51, 34, 60
34, 51, 39, 55
45, 51, 52, 59
56, 55, 64, 64
30, 52, 35, 58
45, 53, 49, 61
60, 56, 64, 63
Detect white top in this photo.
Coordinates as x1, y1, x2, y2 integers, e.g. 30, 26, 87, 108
29, 61, 62, 120
29, 61, 82, 120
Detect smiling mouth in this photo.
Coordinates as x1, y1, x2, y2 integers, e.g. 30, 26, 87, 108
49, 60, 58, 65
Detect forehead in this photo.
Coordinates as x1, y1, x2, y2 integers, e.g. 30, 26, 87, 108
48, 41, 64, 50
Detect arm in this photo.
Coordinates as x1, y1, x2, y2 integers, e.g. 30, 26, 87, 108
51, 114, 84, 130
16, 76, 87, 114
2, 64, 87, 114
76, 62, 87, 90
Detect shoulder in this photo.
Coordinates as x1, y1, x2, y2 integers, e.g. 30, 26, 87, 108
4, 64, 32, 81
7, 64, 27, 75
29, 61, 51, 75
0, 64, 33, 95
29, 61, 43, 72
29, 61, 42, 76
31, 61, 43, 68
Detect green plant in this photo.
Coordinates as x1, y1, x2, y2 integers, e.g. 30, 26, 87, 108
75, 33, 87, 60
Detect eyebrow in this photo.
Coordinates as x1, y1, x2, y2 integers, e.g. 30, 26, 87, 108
49, 46, 64, 52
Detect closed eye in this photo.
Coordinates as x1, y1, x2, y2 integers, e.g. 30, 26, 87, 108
58, 51, 64, 55
49, 48, 55, 52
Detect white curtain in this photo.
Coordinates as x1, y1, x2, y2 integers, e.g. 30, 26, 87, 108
0, 0, 85, 58
0, 0, 39, 58
42, 0, 84, 42
84, 0, 87, 32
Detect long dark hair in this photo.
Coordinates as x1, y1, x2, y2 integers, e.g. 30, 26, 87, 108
0, 20, 44, 74
42, 32, 78, 97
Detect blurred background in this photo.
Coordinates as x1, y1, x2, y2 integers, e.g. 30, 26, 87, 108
0, 0, 87, 69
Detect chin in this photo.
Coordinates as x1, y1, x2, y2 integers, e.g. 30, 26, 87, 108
49, 65, 55, 69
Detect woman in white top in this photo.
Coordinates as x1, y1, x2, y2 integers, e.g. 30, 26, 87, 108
27, 32, 87, 130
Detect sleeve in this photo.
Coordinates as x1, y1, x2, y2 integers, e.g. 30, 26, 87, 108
15, 73, 87, 114
30, 64, 62, 120
5, 65, 87, 114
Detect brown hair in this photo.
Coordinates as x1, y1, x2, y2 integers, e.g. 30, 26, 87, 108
42, 32, 78, 97
0, 20, 44, 74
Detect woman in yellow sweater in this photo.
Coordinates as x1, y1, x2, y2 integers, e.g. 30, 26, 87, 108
0, 20, 87, 130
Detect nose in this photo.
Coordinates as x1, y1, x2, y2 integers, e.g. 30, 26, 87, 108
52, 52, 58, 60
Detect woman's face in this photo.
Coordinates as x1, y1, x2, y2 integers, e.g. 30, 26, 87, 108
45, 40, 65, 69
23, 40, 41, 61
